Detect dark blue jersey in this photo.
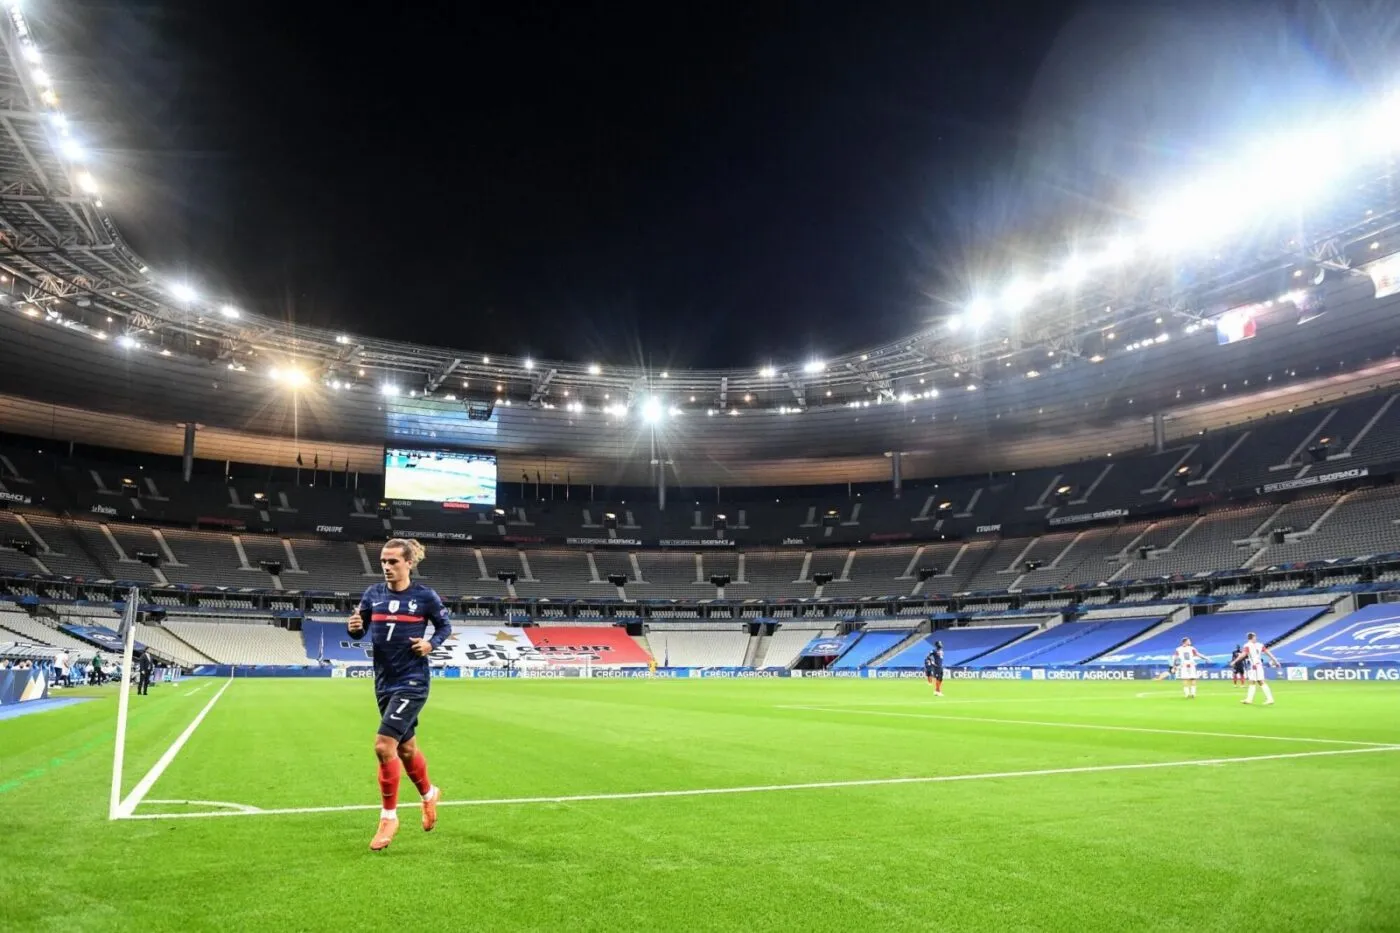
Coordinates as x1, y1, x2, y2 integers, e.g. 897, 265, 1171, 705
925, 649, 943, 672
353, 581, 452, 699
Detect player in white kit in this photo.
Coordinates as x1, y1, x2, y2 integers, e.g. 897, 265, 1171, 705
1233, 632, 1280, 705
1170, 637, 1206, 698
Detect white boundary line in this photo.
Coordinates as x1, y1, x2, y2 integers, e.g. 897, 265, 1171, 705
113, 678, 233, 820
119, 745, 1400, 821
144, 798, 263, 814
775, 705, 1400, 747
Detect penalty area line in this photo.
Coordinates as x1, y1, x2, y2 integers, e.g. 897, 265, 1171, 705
776, 705, 1400, 748
119, 745, 1400, 821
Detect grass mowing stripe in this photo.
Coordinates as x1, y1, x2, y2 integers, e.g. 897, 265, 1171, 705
0, 687, 204, 795
778, 705, 1400, 746
122, 744, 1400, 820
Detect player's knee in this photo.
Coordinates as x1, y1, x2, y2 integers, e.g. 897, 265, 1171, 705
373, 735, 398, 761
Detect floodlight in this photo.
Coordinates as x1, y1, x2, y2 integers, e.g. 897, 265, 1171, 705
75, 171, 99, 195
588, 363, 601, 375
60, 138, 84, 161
1361, 91, 1400, 156
1060, 255, 1088, 286
283, 369, 310, 388
946, 314, 963, 332
966, 298, 993, 327
802, 360, 825, 374
1104, 236, 1135, 264
1001, 279, 1035, 313
169, 282, 197, 303
759, 365, 776, 378
380, 384, 400, 397
523, 358, 534, 370
117, 334, 138, 349
641, 397, 663, 423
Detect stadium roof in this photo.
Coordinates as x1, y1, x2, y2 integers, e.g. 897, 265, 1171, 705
4, 5, 1400, 484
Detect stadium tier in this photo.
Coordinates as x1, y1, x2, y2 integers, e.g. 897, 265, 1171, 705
881, 624, 1037, 667
832, 630, 912, 668
1094, 607, 1324, 665
967, 617, 1165, 667
1269, 603, 1400, 665
0, 384, 1397, 555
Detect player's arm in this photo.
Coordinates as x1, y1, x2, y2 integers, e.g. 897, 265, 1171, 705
410, 591, 452, 657
427, 593, 452, 649
347, 595, 371, 637
1263, 645, 1281, 667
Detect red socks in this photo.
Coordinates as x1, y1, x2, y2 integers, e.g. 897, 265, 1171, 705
377, 758, 401, 811
405, 750, 432, 797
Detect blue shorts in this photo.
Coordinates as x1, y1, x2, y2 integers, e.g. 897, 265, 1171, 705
376, 692, 426, 742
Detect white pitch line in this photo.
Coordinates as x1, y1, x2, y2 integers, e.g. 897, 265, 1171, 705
121, 745, 1400, 821
181, 685, 208, 697
143, 799, 263, 814
114, 678, 233, 819
776, 705, 1399, 747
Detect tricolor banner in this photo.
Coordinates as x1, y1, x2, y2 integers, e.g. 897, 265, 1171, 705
1365, 252, 1400, 299
1215, 304, 1259, 344
432, 626, 652, 667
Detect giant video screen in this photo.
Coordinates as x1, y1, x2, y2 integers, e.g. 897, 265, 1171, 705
383, 447, 497, 507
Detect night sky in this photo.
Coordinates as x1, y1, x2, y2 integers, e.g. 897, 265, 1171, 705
53, 0, 1394, 369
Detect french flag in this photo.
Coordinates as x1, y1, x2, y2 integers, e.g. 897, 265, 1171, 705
1216, 307, 1258, 345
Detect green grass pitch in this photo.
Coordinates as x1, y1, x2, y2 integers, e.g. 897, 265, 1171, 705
3, 677, 1399, 931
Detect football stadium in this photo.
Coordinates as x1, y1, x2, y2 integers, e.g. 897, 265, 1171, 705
3, 3, 1400, 931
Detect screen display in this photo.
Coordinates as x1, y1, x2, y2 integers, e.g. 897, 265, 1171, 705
383, 447, 497, 506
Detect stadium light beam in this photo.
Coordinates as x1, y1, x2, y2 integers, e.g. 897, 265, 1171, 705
803, 360, 826, 375
966, 298, 993, 327
1001, 279, 1035, 314
641, 397, 664, 424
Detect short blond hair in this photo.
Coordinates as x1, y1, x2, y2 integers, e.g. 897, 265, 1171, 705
383, 537, 426, 566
